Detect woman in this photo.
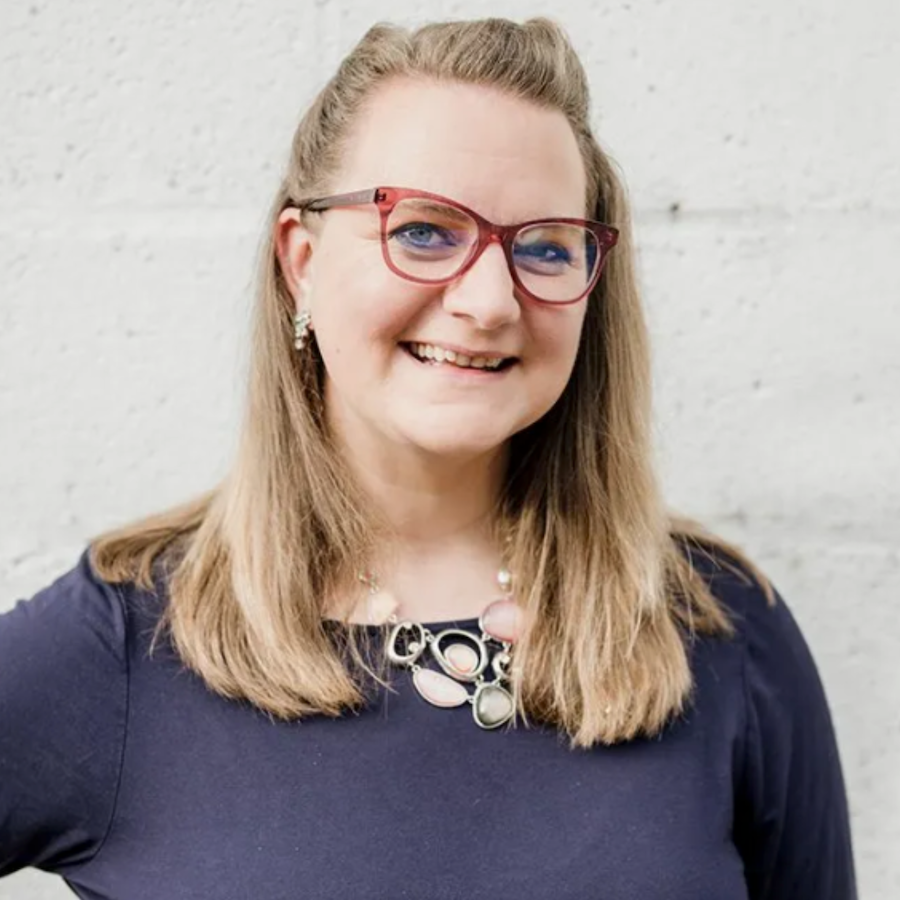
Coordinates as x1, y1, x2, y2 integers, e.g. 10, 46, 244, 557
0, 16, 855, 900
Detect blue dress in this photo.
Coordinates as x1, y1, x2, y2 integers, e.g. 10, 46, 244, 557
0, 547, 856, 899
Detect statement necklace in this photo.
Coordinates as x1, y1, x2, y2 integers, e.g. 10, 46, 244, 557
357, 568, 523, 730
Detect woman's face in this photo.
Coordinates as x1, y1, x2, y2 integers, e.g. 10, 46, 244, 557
278, 78, 590, 462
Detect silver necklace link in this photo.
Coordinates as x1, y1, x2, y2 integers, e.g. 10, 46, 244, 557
365, 568, 521, 730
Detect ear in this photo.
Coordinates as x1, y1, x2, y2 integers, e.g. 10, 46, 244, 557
275, 208, 318, 313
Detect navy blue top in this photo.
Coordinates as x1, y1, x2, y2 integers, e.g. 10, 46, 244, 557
0, 547, 856, 899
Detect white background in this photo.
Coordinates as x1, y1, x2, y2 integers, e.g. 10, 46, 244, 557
1, 1, 898, 897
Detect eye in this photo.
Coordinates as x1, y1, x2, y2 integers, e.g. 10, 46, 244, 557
517, 242, 571, 262
513, 241, 574, 274
390, 222, 462, 251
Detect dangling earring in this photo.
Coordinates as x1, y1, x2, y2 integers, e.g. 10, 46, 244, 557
293, 309, 313, 351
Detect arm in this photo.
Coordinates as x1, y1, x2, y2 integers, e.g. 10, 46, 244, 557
0, 550, 128, 876
732, 579, 857, 899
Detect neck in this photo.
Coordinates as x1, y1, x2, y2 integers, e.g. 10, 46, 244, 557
326, 411, 510, 624
353, 443, 507, 546
331, 420, 508, 547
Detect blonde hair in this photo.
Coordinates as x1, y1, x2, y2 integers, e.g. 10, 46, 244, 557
89, 17, 774, 748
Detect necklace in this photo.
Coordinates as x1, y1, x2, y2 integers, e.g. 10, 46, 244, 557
357, 567, 523, 730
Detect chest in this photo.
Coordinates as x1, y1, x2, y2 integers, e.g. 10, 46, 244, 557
69, 667, 748, 900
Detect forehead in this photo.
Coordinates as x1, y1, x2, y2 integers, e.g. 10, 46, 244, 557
335, 78, 588, 221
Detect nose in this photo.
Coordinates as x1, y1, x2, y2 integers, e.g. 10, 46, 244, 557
441, 238, 521, 330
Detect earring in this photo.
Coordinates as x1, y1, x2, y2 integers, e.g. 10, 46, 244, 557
293, 309, 313, 351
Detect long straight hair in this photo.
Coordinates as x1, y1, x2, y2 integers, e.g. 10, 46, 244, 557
89, 17, 774, 748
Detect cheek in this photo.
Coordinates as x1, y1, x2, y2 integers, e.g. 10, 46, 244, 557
367, 284, 440, 344
506, 310, 582, 431
312, 267, 436, 366
527, 306, 585, 378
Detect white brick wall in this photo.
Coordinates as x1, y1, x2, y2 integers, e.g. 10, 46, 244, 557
1, 1, 897, 897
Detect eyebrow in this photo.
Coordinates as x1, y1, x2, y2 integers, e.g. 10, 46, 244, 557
397, 200, 474, 223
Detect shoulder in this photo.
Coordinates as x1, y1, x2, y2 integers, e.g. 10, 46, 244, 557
684, 541, 836, 746
1, 547, 129, 665
674, 537, 830, 745
0, 548, 129, 874
677, 537, 805, 662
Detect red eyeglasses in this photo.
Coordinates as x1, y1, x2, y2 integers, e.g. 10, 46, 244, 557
290, 186, 619, 305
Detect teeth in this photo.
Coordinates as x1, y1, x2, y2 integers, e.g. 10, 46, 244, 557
408, 343, 508, 371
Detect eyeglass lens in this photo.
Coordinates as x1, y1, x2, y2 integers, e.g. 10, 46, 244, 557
385, 198, 601, 303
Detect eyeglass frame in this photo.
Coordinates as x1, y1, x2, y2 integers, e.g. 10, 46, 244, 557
287, 186, 620, 306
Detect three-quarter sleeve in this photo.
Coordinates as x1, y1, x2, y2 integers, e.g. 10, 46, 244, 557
732, 577, 857, 899
0, 550, 128, 876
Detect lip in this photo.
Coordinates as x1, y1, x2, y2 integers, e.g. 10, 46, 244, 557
400, 340, 519, 361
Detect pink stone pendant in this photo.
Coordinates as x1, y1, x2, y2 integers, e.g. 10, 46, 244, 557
445, 643, 480, 676
430, 629, 489, 682
479, 599, 523, 644
412, 668, 470, 708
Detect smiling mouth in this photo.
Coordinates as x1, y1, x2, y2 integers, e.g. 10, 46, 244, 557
400, 342, 518, 372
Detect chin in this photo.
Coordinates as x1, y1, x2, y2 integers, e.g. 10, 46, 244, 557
397, 423, 512, 460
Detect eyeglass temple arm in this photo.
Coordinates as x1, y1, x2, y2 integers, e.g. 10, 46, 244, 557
298, 189, 383, 212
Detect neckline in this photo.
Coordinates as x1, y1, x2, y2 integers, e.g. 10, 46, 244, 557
323, 615, 482, 633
